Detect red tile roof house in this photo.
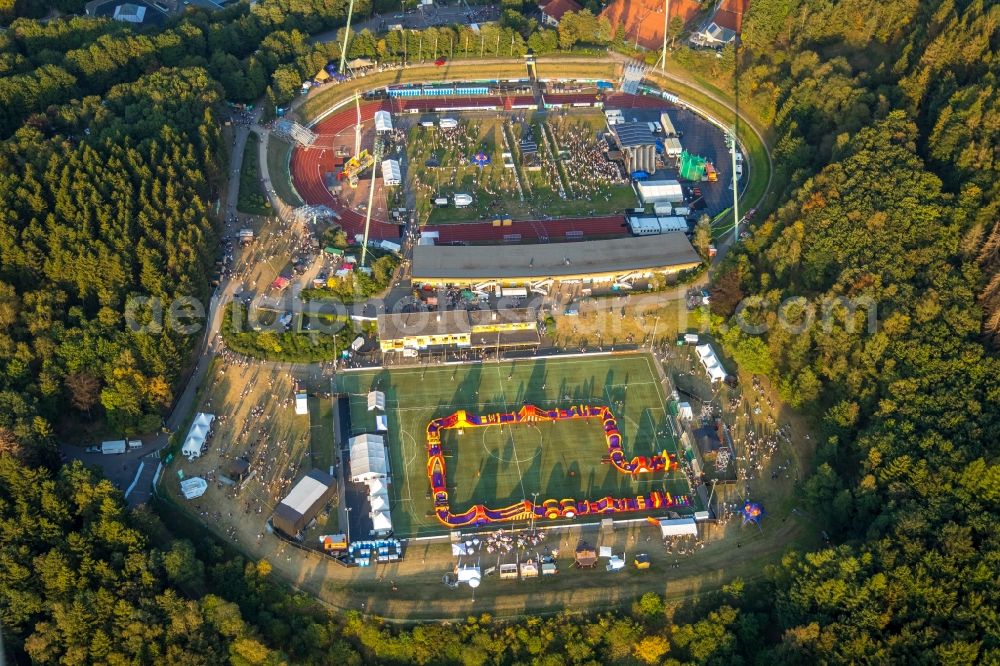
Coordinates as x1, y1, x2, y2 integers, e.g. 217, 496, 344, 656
539, 0, 583, 27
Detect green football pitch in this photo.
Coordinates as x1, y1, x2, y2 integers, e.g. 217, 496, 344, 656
338, 353, 693, 538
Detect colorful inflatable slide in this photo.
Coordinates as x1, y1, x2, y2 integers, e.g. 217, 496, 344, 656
426, 405, 691, 528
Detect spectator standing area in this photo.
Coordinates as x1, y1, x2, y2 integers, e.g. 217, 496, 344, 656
337, 353, 696, 538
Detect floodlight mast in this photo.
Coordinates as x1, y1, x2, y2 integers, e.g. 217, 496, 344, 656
360, 141, 382, 267
661, 0, 670, 71
731, 129, 740, 241
338, 0, 356, 75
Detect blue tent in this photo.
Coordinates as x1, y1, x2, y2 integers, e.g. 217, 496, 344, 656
631, 170, 650, 181
596, 81, 614, 90
472, 151, 490, 168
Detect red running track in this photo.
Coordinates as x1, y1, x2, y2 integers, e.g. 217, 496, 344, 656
289, 93, 666, 243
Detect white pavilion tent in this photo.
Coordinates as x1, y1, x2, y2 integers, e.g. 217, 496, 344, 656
696, 344, 727, 382
374, 110, 393, 133
367, 391, 386, 411
182, 413, 215, 460
349, 434, 387, 482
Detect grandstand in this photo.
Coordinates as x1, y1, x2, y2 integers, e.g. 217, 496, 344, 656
293, 204, 337, 225
620, 62, 647, 95
273, 119, 317, 147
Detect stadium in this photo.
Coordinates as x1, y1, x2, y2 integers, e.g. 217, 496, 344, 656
281, 62, 744, 254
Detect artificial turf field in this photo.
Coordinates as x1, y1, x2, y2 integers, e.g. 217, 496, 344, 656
338, 353, 693, 538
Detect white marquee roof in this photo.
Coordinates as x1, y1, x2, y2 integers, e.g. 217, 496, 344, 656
374, 110, 393, 132
182, 413, 215, 458
350, 434, 387, 479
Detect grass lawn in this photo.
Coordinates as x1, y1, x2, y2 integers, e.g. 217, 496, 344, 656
238, 134, 272, 215
407, 114, 637, 224
337, 353, 695, 538
265, 134, 303, 206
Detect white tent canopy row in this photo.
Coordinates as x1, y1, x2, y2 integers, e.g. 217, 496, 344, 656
696, 343, 727, 382
349, 434, 388, 482
182, 413, 215, 460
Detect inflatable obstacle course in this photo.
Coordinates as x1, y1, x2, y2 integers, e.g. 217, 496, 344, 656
426, 405, 691, 528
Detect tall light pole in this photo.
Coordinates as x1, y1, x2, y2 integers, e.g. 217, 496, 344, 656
661, 0, 670, 71
338, 0, 356, 74
530, 491, 539, 533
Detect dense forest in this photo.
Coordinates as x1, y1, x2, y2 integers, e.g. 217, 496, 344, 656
0, 0, 998, 663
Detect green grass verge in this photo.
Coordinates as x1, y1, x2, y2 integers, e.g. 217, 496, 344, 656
237, 134, 272, 216
221, 303, 361, 363
265, 134, 303, 206
337, 353, 694, 539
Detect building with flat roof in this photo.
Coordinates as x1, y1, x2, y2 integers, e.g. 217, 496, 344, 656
378, 308, 539, 353
271, 470, 336, 537
411, 234, 700, 288
612, 123, 657, 175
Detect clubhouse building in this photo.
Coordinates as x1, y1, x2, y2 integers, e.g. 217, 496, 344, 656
377, 308, 540, 354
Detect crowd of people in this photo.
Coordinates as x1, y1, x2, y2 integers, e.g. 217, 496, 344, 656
549, 118, 628, 195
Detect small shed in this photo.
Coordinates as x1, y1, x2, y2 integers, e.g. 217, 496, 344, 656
367, 391, 386, 411
227, 458, 250, 481
375, 414, 388, 431
575, 543, 598, 568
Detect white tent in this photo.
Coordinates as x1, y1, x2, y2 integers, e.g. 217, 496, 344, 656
349, 434, 387, 482
367, 391, 386, 411
606, 556, 625, 571
180, 477, 208, 500
659, 517, 698, 537
456, 564, 481, 584
295, 393, 308, 415
374, 110, 393, 133
637, 179, 684, 204
370, 492, 390, 513
598, 545, 613, 558
696, 344, 727, 382
381, 159, 401, 186
371, 509, 393, 534
182, 413, 215, 460
376, 414, 388, 431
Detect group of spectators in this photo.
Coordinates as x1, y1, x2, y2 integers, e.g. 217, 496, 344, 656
549, 119, 628, 196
